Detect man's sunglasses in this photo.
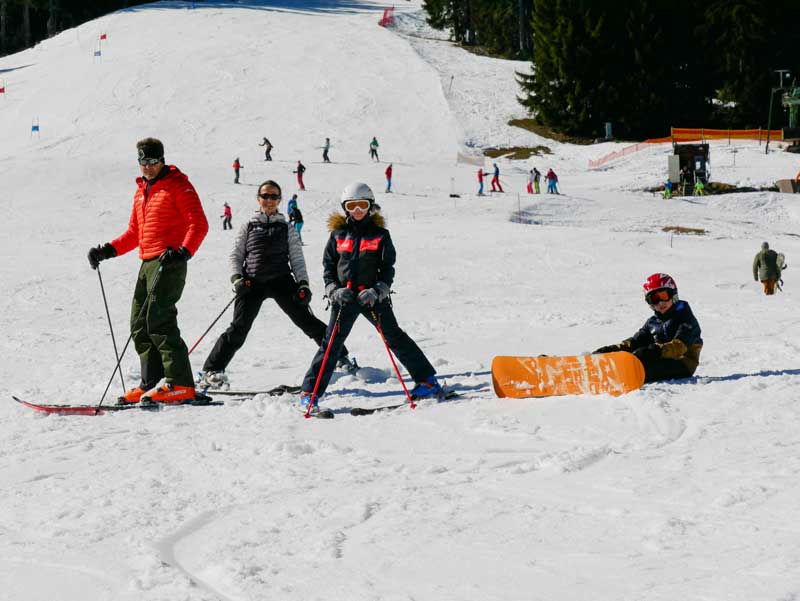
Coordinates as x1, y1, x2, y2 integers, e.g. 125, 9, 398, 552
259, 193, 281, 200
138, 157, 163, 166
344, 199, 370, 212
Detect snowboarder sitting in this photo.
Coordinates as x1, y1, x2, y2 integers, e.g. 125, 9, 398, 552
753, 241, 782, 295
197, 180, 355, 390
593, 273, 702, 383
297, 182, 442, 415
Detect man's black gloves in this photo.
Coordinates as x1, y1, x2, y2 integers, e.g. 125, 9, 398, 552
632, 344, 661, 363
87, 243, 117, 269
294, 281, 312, 306
593, 345, 620, 354
159, 246, 191, 265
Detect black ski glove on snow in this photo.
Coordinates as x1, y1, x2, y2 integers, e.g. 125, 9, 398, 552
159, 246, 191, 265
87, 243, 117, 269
593, 344, 620, 354
293, 281, 312, 306
632, 344, 661, 363
231, 275, 251, 297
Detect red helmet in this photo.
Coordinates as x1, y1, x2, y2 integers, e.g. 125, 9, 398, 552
643, 273, 678, 304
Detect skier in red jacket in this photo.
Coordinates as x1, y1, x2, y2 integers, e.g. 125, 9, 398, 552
232, 157, 242, 184
87, 137, 209, 406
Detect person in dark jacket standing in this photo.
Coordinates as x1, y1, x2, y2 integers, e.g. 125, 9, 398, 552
322, 137, 331, 163
233, 157, 242, 184
490, 163, 503, 192
753, 241, 782, 295
197, 180, 355, 389
87, 137, 209, 405
297, 182, 442, 414
593, 273, 702, 383
259, 137, 273, 161
222, 202, 233, 230
294, 160, 306, 190
288, 201, 304, 245
369, 137, 380, 162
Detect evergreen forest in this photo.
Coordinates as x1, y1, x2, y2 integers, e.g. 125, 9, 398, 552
423, 0, 800, 139
0, 0, 149, 58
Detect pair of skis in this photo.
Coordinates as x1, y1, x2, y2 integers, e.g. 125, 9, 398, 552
11, 385, 458, 417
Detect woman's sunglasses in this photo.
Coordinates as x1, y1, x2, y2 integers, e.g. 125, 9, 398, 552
259, 193, 281, 200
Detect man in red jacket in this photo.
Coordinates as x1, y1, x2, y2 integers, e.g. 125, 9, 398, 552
87, 138, 209, 406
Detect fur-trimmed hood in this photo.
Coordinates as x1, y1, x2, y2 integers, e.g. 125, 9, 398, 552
327, 211, 386, 232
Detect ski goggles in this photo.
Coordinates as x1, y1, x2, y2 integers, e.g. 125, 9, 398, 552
137, 157, 163, 166
258, 192, 281, 200
344, 199, 371, 212
646, 289, 673, 305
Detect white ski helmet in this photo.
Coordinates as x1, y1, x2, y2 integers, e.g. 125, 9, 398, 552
340, 182, 375, 208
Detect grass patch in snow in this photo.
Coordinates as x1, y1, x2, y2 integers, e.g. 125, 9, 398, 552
662, 225, 708, 235
483, 145, 552, 160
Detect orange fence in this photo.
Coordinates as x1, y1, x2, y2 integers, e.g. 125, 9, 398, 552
588, 127, 784, 169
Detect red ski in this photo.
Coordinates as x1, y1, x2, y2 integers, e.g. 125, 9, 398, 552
12, 395, 222, 415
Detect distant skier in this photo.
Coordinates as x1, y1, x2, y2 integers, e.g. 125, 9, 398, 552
526, 169, 535, 194
753, 241, 782, 295
322, 137, 331, 163
532, 167, 541, 194
369, 137, 380, 162
287, 193, 299, 217
593, 273, 702, 383
288, 200, 304, 245
197, 180, 356, 390
545, 168, 559, 194
385, 163, 393, 192
694, 179, 705, 196
296, 182, 442, 415
294, 160, 306, 190
260, 137, 273, 161
663, 180, 673, 199
232, 157, 242, 184
87, 137, 209, 405
490, 163, 503, 193
222, 202, 232, 230
477, 168, 490, 195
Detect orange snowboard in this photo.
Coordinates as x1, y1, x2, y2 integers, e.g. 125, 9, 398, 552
491, 352, 645, 398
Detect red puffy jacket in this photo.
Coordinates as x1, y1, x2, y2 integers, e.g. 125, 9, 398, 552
111, 165, 208, 260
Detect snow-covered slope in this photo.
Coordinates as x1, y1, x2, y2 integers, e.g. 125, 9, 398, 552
1, 2, 799, 600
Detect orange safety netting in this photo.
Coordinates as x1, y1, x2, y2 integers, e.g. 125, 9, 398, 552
588, 127, 783, 169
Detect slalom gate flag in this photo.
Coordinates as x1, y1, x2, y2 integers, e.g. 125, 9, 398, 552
94, 49, 101, 57
31, 124, 39, 132
100, 33, 107, 40
0, 82, 4, 94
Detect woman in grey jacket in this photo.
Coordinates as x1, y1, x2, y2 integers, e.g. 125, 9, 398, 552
198, 180, 355, 389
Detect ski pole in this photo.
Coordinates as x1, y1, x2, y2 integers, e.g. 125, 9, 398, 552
94, 265, 164, 414
370, 308, 415, 409
187, 295, 236, 356
305, 306, 343, 419
96, 266, 126, 394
